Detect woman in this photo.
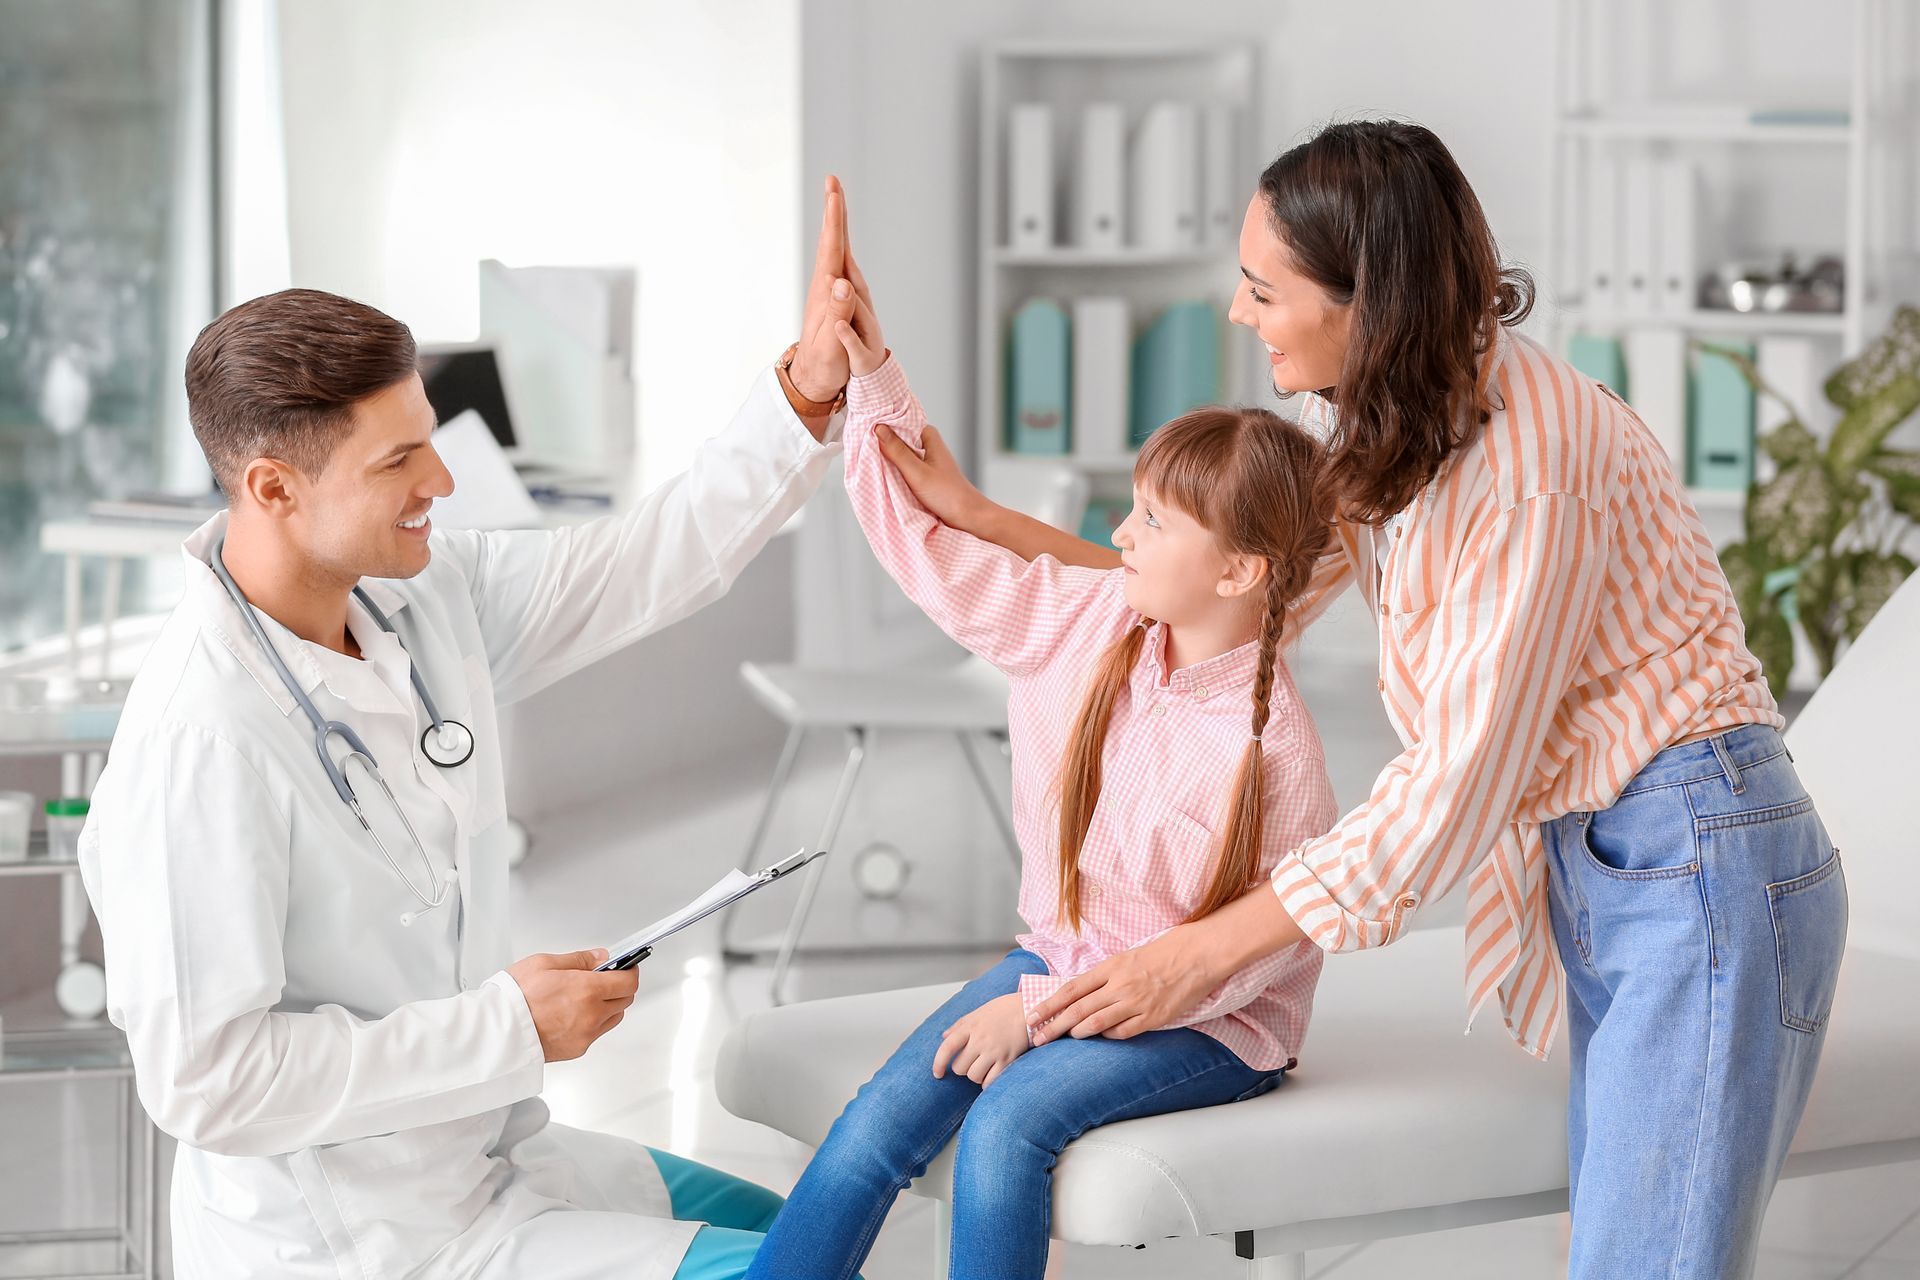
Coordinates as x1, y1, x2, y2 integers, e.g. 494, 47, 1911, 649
877, 120, 1847, 1278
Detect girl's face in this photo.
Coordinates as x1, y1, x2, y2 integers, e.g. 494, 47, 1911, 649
1226, 194, 1353, 397
1111, 487, 1260, 626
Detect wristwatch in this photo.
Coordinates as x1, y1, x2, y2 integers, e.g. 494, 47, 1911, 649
778, 342, 847, 417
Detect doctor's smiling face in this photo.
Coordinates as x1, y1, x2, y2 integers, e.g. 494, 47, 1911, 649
187, 288, 454, 588
288, 372, 454, 583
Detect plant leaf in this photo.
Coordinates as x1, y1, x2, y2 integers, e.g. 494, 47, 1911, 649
1759, 418, 1822, 469
1825, 304, 1920, 410
1867, 449, 1920, 522
1747, 460, 1841, 565
1719, 541, 1795, 698
1843, 550, 1918, 641
1828, 372, 1920, 475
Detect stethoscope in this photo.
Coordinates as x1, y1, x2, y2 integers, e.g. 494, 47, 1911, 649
211, 536, 475, 924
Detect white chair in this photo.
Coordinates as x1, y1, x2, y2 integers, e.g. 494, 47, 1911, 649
719, 656, 1022, 1004
714, 574, 1920, 1277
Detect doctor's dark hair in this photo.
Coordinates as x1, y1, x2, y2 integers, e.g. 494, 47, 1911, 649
1052, 407, 1331, 933
1258, 119, 1533, 523
185, 288, 418, 497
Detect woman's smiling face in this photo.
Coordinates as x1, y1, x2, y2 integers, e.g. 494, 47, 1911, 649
1226, 194, 1354, 397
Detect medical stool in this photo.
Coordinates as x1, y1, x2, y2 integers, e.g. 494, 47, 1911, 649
718, 656, 1022, 1004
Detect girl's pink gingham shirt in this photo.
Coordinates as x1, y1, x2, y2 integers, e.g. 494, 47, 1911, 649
843, 356, 1338, 1071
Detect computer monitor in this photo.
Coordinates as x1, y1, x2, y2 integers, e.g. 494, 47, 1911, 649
417, 343, 517, 452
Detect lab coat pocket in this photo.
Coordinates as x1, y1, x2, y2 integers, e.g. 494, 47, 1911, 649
293, 1111, 506, 1277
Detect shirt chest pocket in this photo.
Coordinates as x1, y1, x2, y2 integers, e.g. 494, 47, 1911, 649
1112, 803, 1224, 924
1382, 563, 1442, 680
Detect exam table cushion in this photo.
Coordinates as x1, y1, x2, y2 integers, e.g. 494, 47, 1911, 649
716, 925, 1920, 1246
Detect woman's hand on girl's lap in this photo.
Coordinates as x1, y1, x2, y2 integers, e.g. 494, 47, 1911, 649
933, 993, 1031, 1087
1027, 925, 1220, 1044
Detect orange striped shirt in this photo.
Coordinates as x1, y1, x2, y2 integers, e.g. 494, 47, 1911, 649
1268, 326, 1781, 1059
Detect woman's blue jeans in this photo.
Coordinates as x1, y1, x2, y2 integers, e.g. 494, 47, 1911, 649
1547, 724, 1847, 1278
743, 949, 1284, 1280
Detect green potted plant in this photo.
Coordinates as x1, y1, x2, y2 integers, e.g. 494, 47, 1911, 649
1712, 305, 1920, 699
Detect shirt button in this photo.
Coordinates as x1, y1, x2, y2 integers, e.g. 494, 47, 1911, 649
1376, 678, 1387, 691
1194, 685, 1209, 700
1150, 704, 1166, 717
1087, 883, 1103, 900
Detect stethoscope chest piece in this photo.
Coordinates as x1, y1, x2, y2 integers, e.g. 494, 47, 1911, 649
421, 719, 476, 768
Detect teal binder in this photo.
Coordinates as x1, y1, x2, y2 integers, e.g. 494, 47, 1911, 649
1566, 333, 1628, 400
1008, 299, 1071, 454
1078, 498, 1129, 548
1129, 301, 1220, 449
1689, 340, 1756, 490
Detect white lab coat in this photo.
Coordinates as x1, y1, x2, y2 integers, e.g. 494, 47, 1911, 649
77, 369, 839, 1279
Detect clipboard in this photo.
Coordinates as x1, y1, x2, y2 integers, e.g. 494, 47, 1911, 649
595, 847, 827, 971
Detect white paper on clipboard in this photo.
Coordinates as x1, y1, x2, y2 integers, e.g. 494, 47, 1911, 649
597, 848, 821, 969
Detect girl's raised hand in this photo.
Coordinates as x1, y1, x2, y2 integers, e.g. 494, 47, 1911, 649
832, 291, 887, 377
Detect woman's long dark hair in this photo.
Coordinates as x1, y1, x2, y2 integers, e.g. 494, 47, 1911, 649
1258, 119, 1533, 522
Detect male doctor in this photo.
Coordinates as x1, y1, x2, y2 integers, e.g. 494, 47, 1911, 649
78, 181, 883, 1278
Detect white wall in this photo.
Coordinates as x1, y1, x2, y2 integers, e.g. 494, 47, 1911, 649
274, 0, 803, 488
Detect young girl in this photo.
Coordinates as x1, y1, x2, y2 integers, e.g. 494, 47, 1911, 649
742, 317, 1339, 1280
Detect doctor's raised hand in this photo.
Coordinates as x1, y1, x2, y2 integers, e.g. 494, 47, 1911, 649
777, 174, 885, 434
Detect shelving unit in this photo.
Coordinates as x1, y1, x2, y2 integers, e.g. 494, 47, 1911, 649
1545, 0, 1918, 523
974, 41, 1262, 522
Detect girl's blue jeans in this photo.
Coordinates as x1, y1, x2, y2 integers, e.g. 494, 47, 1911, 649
742, 948, 1284, 1280
1547, 724, 1847, 1278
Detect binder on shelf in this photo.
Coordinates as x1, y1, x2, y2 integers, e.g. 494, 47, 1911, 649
1201, 103, 1238, 247
1129, 301, 1220, 449
1075, 103, 1126, 252
1008, 298, 1072, 455
1689, 339, 1757, 491
1009, 104, 1055, 252
1623, 328, 1688, 475
1072, 296, 1131, 459
1586, 149, 1622, 313
1653, 157, 1699, 316
1129, 101, 1199, 251
1755, 336, 1821, 482
1620, 151, 1658, 315
1079, 498, 1130, 548
1566, 333, 1627, 398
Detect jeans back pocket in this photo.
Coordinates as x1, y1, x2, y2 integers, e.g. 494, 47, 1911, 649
1768, 848, 1849, 1033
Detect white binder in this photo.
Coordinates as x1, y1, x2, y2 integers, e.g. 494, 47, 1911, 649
1072, 296, 1132, 459
1620, 152, 1658, 316
1623, 327, 1688, 475
1586, 149, 1622, 314
1129, 101, 1199, 251
1201, 103, 1238, 248
1653, 157, 1699, 316
1009, 103, 1055, 252
1075, 103, 1126, 251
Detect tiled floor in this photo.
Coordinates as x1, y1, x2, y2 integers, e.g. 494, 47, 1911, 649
3, 647, 1915, 1278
